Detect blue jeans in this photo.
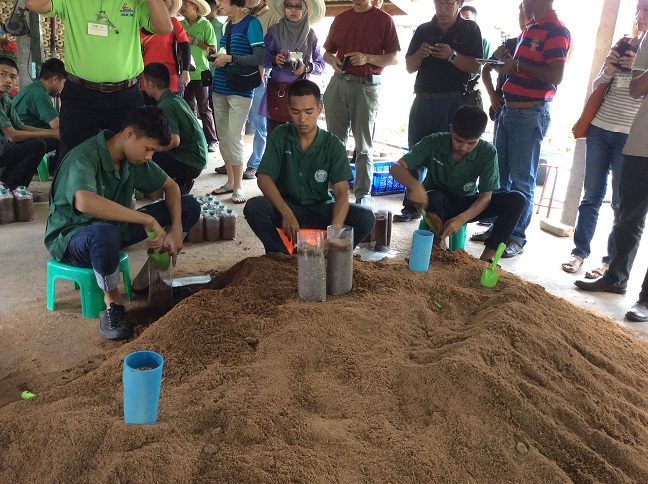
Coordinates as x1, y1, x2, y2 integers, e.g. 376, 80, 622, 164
63, 196, 200, 290
495, 104, 550, 247
244, 196, 375, 254
572, 124, 625, 262
246, 83, 267, 170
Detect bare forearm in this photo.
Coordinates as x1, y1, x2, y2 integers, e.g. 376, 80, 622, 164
457, 193, 491, 224
365, 52, 397, 68
390, 160, 420, 189
148, 0, 172, 34
482, 65, 497, 96
331, 183, 349, 225
452, 53, 479, 74
25, 0, 51, 14
405, 54, 422, 73
519, 60, 565, 85
74, 190, 154, 226
323, 51, 339, 68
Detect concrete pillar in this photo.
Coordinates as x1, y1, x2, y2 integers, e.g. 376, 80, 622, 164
560, 0, 623, 228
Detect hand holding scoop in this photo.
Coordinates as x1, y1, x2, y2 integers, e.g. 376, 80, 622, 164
147, 231, 170, 271
481, 242, 506, 287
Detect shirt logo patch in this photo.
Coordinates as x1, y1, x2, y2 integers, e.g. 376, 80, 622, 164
463, 182, 476, 193
314, 170, 328, 183
121, 2, 135, 17
530, 38, 540, 51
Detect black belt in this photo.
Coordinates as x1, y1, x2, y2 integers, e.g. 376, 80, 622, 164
67, 74, 138, 93
416, 91, 463, 100
335, 73, 380, 85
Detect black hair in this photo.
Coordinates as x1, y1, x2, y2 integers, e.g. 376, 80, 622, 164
460, 5, 477, 16
121, 106, 171, 147
288, 79, 322, 105
0, 56, 18, 73
39, 58, 67, 80
451, 105, 488, 139
230, 0, 246, 7
143, 62, 171, 89
206, 0, 217, 6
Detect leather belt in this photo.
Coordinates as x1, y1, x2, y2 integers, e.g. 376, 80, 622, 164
67, 73, 138, 93
335, 73, 379, 85
505, 101, 546, 109
417, 91, 463, 101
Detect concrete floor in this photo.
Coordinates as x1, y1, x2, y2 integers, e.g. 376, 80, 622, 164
1, 139, 647, 407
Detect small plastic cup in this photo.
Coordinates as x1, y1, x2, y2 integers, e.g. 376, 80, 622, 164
409, 229, 434, 272
449, 224, 467, 251
123, 351, 164, 424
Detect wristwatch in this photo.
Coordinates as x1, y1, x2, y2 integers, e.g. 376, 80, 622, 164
448, 50, 458, 63
192, 38, 198, 46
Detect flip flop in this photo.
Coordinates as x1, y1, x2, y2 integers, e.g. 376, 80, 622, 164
232, 191, 246, 204
585, 263, 608, 279
212, 185, 233, 195
561, 255, 584, 274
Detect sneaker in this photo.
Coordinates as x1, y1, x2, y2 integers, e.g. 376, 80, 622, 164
208, 141, 219, 153
214, 165, 228, 174
243, 167, 257, 180
99, 303, 133, 340
393, 211, 421, 222
501, 241, 524, 258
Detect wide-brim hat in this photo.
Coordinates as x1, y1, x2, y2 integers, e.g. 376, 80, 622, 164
245, 0, 261, 8
182, 0, 211, 17
166, 0, 182, 16
269, 0, 325, 26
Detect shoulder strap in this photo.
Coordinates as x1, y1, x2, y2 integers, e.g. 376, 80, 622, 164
225, 22, 232, 54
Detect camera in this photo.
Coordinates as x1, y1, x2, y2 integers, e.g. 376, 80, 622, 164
287, 51, 303, 71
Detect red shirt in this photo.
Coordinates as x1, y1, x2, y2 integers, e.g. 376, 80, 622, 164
140, 17, 189, 92
323, 6, 400, 77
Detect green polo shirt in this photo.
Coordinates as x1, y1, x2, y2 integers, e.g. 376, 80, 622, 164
258, 124, 351, 218
403, 133, 499, 197
157, 90, 208, 170
0, 93, 24, 145
11, 80, 59, 129
208, 17, 224, 76
181, 17, 216, 81
45, 0, 152, 82
44, 130, 168, 261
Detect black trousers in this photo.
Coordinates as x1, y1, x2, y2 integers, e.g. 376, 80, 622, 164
0, 138, 47, 190
59, 81, 144, 158
426, 189, 527, 250
152, 151, 202, 189
607, 155, 648, 293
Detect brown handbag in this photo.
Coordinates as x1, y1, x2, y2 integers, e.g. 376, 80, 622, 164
266, 77, 295, 122
572, 81, 610, 139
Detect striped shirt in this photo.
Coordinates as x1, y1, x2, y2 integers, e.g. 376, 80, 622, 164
592, 69, 643, 134
502, 10, 570, 102
212, 15, 264, 99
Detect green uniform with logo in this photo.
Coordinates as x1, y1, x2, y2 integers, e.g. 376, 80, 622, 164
45, 0, 152, 83
403, 133, 499, 196
156, 90, 208, 170
45, 130, 168, 261
258, 124, 351, 218
12, 80, 59, 129
181, 17, 216, 81
0, 93, 24, 145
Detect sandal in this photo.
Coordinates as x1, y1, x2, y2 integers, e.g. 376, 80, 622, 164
585, 263, 608, 280
561, 255, 584, 274
211, 185, 233, 195
232, 191, 246, 204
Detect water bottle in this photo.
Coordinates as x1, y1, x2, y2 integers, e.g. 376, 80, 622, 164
13, 186, 34, 222
0, 188, 15, 224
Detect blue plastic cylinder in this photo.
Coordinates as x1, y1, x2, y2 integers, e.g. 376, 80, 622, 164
409, 229, 434, 272
123, 351, 164, 424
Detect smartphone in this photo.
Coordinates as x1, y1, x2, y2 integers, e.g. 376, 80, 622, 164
340, 55, 350, 71
428, 36, 443, 46
614, 39, 638, 72
476, 58, 505, 65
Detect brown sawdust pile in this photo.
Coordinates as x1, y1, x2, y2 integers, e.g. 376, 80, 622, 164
1, 251, 648, 483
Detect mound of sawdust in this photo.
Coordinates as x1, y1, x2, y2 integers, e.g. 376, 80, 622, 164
1, 252, 648, 483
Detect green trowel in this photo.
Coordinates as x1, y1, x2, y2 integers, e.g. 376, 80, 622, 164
147, 231, 170, 271
419, 209, 438, 237
481, 242, 506, 288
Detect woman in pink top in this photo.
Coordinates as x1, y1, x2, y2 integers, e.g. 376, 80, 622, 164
140, 0, 192, 102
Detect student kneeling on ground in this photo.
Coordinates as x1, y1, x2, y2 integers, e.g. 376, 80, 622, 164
44, 106, 200, 340
244, 79, 375, 253
389, 105, 526, 262
143, 62, 208, 195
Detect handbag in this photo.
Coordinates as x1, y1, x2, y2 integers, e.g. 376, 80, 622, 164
223, 22, 262, 91
267, 77, 302, 122
572, 81, 610, 139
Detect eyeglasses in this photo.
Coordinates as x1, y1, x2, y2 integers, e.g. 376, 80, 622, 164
285, 3, 303, 10
434, 0, 458, 8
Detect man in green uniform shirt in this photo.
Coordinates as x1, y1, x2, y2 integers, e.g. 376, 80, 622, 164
25, 0, 173, 156
0, 58, 58, 190
143, 62, 208, 194
244, 79, 374, 253
12, 58, 67, 172
390, 105, 526, 262
44, 106, 200, 340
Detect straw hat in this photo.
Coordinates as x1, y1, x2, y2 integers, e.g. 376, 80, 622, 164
245, 0, 261, 8
269, 0, 325, 26
165, 0, 182, 16
182, 0, 211, 17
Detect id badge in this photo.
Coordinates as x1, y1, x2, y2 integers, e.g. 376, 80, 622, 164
88, 22, 109, 37
616, 75, 631, 89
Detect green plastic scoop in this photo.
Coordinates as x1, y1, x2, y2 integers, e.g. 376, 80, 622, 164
481, 242, 506, 287
147, 231, 170, 271
419, 209, 438, 237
